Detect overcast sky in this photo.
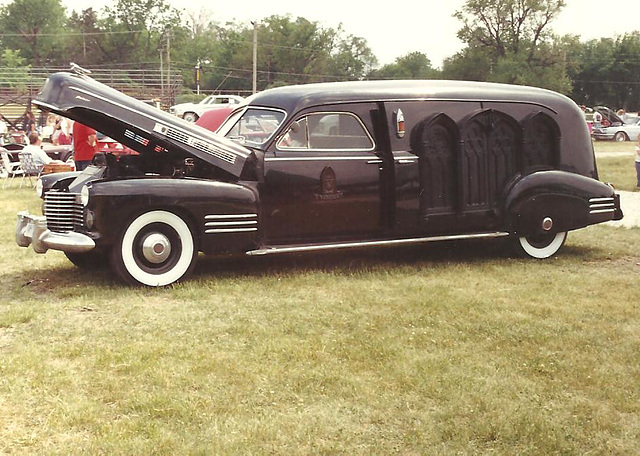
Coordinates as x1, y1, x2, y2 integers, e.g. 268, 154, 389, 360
10, 0, 640, 67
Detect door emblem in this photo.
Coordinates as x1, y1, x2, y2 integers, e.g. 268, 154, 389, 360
315, 167, 343, 200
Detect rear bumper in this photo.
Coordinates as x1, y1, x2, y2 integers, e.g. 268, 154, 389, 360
16, 211, 95, 254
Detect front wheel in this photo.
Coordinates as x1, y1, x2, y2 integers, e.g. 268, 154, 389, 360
515, 231, 567, 259
110, 210, 197, 286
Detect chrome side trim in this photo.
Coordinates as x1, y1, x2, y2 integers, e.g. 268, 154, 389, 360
203, 213, 258, 235
205, 221, 257, 227
206, 228, 258, 234
246, 232, 510, 256
205, 214, 258, 220
588, 197, 616, 215
265, 156, 380, 162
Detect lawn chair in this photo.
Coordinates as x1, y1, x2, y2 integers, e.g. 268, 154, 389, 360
17, 151, 41, 188
1, 150, 23, 189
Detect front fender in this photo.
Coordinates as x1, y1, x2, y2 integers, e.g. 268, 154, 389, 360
86, 177, 259, 254
505, 170, 619, 235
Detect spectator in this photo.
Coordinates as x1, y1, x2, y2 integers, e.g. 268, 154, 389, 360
23, 131, 52, 169
52, 117, 72, 145
593, 110, 603, 128
72, 121, 97, 170
23, 109, 36, 135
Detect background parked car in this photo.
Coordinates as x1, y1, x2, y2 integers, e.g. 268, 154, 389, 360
592, 114, 640, 141
169, 94, 244, 122
194, 106, 233, 133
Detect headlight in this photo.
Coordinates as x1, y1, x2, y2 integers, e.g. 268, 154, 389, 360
80, 185, 90, 207
35, 179, 43, 198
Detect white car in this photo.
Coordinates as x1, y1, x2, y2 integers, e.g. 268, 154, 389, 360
170, 95, 244, 122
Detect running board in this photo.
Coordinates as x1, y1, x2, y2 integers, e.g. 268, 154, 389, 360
246, 232, 511, 256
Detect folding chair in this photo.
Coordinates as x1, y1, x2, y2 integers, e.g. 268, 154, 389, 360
18, 151, 41, 188
1, 150, 23, 189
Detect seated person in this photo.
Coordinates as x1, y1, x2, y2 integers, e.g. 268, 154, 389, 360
22, 131, 63, 170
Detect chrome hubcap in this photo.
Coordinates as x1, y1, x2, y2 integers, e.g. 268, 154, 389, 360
142, 233, 171, 264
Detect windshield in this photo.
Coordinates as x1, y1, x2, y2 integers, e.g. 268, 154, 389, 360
218, 108, 286, 147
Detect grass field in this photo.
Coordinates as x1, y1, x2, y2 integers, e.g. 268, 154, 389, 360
1, 171, 639, 453
593, 140, 638, 191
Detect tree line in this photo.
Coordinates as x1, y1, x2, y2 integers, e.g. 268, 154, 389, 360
0, 0, 638, 110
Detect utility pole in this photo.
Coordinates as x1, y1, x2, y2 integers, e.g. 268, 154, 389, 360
160, 48, 164, 98
166, 30, 171, 93
252, 21, 258, 94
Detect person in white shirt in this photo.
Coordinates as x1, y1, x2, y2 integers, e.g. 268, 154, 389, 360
23, 131, 53, 169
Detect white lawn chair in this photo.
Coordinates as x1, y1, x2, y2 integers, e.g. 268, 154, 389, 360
18, 151, 41, 188
1, 150, 23, 189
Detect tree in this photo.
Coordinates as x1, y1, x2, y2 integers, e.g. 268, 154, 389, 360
570, 33, 640, 109
100, 0, 184, 64
0, 0, 67, 65
450, 0, 570, 92
368, 52, 438, 80
63, 8, 103, 66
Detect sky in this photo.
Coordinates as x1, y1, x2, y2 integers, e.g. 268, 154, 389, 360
37, 0, 640, 68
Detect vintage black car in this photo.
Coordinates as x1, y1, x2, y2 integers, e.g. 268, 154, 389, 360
16, 70, 623, 286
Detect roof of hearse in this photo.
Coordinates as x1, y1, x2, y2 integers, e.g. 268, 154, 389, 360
245, 79, 575, 115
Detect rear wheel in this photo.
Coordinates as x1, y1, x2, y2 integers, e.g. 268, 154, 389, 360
515, 231, 567, 259
110, 210, 197, 286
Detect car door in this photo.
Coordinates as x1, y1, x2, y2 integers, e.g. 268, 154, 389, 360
262, 105, 384, 243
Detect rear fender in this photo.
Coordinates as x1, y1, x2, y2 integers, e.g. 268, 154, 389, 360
505, 170, 615, 235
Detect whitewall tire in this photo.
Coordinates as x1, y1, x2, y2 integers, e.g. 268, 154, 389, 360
516, 231, 567, 259
111, 210, 197, 286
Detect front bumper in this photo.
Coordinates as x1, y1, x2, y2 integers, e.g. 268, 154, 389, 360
16, 211, 95, 254
591, 131, 614, 140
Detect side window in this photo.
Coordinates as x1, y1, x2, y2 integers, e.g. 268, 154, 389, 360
278, 112, 374, 151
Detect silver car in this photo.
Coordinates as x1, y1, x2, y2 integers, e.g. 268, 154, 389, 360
592, 115, 640, 141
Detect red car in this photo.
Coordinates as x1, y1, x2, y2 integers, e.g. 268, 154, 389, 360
194, 106, 233, 133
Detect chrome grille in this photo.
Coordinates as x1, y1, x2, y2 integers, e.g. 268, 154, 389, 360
44, 192, 83, 232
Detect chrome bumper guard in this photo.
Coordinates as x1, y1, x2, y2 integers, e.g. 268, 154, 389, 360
16, 211, 95, 254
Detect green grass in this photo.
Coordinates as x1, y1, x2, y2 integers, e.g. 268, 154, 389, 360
597, 156, 638, 191
592, 140, 638, 191
593, 139, 636, 155
1, 185, 640, 454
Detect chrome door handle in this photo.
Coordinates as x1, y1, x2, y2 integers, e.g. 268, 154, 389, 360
367, 159, 383, 164
396, 159, 417, 164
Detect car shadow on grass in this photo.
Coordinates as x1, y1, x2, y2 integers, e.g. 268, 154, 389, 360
2, 237, 596, 292
192, 236, 582, 281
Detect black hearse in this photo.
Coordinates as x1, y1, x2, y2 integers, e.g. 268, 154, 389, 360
16, 70, 623, 286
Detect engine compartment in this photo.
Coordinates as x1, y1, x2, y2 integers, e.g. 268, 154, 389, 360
99, 149, 242, 182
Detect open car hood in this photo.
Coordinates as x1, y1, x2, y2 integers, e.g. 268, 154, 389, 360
34, 72, 251, 177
